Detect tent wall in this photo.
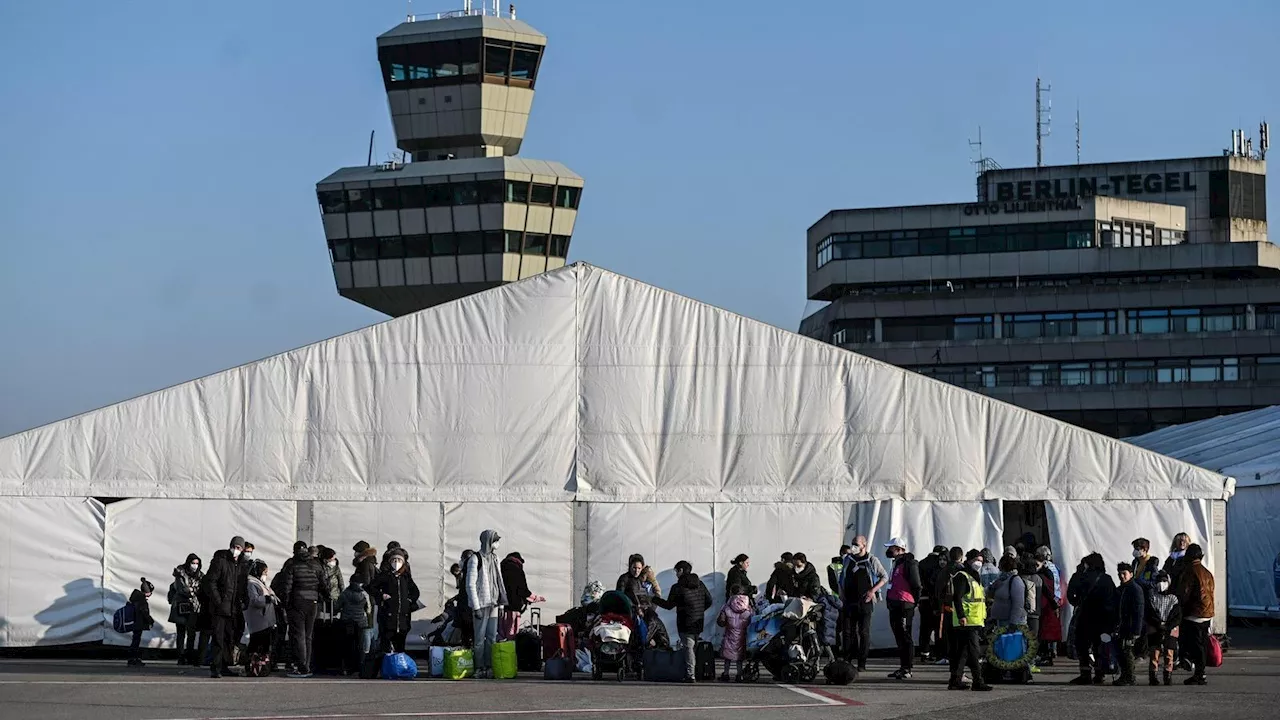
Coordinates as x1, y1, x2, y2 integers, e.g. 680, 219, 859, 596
102, 499, 298, 647
0, 497, 105, 647
1046, 499, 1222, 634
1227, 487, 1280, 617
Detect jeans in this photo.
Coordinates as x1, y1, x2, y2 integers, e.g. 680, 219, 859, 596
473, 610, 499, 670
174, 623, 199, 662
888, 600, 916, 670
209, 614, 236, 675
841, 603, 873, 669
917, 598, 939, 656
949, 625, 982, 684
288, 600, 318, 674
128, 627, 144, 660
1180, 620, 1209, 678
361, 627, 377, 655
679, 633, 697, 680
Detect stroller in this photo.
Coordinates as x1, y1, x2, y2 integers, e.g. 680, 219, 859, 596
589, 591, 642, 681
421, 602, 464, 646
741, 598, 823, 683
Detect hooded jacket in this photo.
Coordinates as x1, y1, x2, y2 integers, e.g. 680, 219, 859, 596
466, 529, 508, 613
501, 553, 532, 613
352, 547, 379, 590
279, 548, 329, 607
793, 562, 824, 600
654, 571, 713, 635
726, 563, 755, 600
717, 594, 753, 661
338, 582, 374, 629
321, 559, 344, 607
989, 573, 1030, 626
168, 554, 203, 625
202, 549, 239, 617
129, 582, 155, 632
1146, 585, 1182, 637
918, 552, 945, 601
370, 550, 421, 634
1069, 567, 1117, 631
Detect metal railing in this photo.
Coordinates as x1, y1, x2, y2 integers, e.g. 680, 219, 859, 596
406, 1, 516, 22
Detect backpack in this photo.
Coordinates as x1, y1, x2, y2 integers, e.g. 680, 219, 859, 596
112, 604, 135, 634
824, 659, 857, 685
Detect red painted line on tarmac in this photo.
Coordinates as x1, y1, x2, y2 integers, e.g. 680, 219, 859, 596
804, 686, 864, 706
777, 682, 864, 706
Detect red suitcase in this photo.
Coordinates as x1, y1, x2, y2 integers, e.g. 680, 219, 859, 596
541, 623, 575, 661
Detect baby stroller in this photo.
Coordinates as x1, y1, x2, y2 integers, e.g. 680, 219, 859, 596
746, 599, 823, 683
589, 591, 641, 681
421, 602, 464, 646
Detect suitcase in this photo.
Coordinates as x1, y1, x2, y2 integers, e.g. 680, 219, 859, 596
360, 651, 384, 679
642, 648, 686, 682
312, 620, 343, 674
541, 623, 576, 661
517, 606, 542, 671
695, 640, 716, 682
543, 655, 573, 680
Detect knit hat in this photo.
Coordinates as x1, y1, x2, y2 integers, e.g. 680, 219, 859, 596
506, 551, 524, 563
353, 540, 371, 554
140, 577, 155, 594
387, 541, 402, 552
293, 540, 309, 554
230, 536, 246, 549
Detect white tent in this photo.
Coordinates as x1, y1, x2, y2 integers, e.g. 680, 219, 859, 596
1129, 407, 1280, 618
0, 263, 1233, 648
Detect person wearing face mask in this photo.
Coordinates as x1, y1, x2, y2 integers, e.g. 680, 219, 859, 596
946, 550, 993, 691
202, 536, 245, 679
1131, 538, 1160, 593
651, 560, 713, 683
838, 536, 887, 671
169, 553, 204, 665
1144, 570, 1182, 686
243, 560, 279, 663
279, 540, 332, 678
917, 545, 948, 663
1174, 543, 1214, 685
369, 548, 420, 656
1113, 562, 1144, 686
1067, 552, 1116, 686
466, 529, 508, 678
791, 553, 824, 600
351, 541, 379, 590
1163, 532, 1192, 587
882, 538, 922, 680
318, 547, 343, 609
126, 578, 156, 667
232, 541, 255, 663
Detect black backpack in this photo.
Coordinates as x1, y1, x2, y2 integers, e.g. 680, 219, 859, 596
842, 559, 873, 601
824, 659, 857, 685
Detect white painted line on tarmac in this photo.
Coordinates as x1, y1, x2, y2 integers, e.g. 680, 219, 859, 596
778, 683, 861, 706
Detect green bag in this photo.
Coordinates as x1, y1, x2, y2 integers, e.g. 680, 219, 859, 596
492, 640, 518, 679
444, 648, 474, 680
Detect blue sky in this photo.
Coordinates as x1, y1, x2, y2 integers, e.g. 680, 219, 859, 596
1, 0, 1277, 437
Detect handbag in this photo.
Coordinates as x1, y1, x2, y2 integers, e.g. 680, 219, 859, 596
1207, 633, 1223, 668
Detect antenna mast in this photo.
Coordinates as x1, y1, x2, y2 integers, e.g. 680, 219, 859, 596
969, 126, 1002, 202
1036, 78, 1052, 167
1075, 103, 1081, 164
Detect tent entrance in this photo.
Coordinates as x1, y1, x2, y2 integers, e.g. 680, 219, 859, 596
1002, 500, 1049, 553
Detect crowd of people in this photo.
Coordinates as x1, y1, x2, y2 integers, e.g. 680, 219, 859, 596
122, 527, 1216, 687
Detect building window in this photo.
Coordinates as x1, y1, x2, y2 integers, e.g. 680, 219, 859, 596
456, 232, 482, 255
882, 315, 992, 342
399, 184, 425, 208
353, 237, 379, 260
549, 235, 570, 258
452, 182, 479, 206
523, 233, 548, 256
505, 180, 529, 204
477, 180, 505, 204
484, 41, 512, 78
830, 318, 875, 345
503, 231, 523, 253
425, 183, 452, 207
555, 186, 581, 209
483, 231, 504, 253
405, 235, 431, 257
510, 44, 542, 85
1126, 307, 1245, 334
372, 186, 400, 211
431, 234, 457, 255
318, 190, 346, 214
529, 183, 554, 205
331, 240, 353, 261
346, 188, 372, 213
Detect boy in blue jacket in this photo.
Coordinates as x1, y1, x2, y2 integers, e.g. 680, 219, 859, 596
1113, 562, 1145, 686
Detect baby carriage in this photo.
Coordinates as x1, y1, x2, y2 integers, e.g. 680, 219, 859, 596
589, 591, 642, 681
741, 598, 823, 683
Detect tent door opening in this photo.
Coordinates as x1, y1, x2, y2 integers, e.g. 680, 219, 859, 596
1002, 500, 1049, 553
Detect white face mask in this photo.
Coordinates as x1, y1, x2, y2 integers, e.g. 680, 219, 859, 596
391, 560, 404, 572
1157, 581, 1170, 592
243, 551, 253, 560
328, 560, 337, 568
189, 563, 199, 573
1132, 548, 1143, 559
231, 548, 242, 559
970, 561, 984, 573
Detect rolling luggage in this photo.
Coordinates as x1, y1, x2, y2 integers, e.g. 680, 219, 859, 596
311, 617, 344, 674
360, 651, 384, 679
642, 648, 686, 682
541, 623, 576, 661
516, 608, 543, 671
695, 641, 716, 682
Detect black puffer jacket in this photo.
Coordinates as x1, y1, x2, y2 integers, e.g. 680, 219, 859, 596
654, 572, 713, 635
616, 572, 653, 612
369, 568, 421, 635
202, 549, 239, 617
279, 550, 329, 607
765, 562, 795, 602
352, 548, 379, 590
501, 554, 532, 613
726, 564, 755, 600
793, 563, 824, 600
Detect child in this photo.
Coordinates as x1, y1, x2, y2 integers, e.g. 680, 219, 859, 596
1145, 570, 1182, 686
127, 578, 155, 667
336, 573, 374, 675
717, 584, 753, 682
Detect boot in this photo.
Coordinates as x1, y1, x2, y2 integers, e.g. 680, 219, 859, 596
1163, 668, 1172, 686
1148, 669, 1159, 686
1068, 669, 1093, 685
1092, 669, 1106, 685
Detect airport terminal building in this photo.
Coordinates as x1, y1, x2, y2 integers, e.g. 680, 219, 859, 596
801, 153, 1275, 437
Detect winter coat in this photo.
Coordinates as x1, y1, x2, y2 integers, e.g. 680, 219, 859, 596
1116, 579, 1146, 638
243, 575, 277, 635
202, 549, 238, 618
886, 553, 922, 604
1176, 559, 1215, 619
1133, 555, 1161, 593
616, 572, 654, 611
817, 592, 843, 647
989, 573, 1030, 626
501, 554, 532, 613
321, 560, 343, 607
236, 555, 252, 610
726, 564, 755, 600
1069, 569, 1117, 632
168, 558, 203, 625
1042, 560, 1063, 606
466, 530, 507, 613
279, 549, 330, 608
843, 553, 887, 605
793, 563, 824, 600
765, 562, 796, 602
337, 585, 373, 629
918, 552, 945, 600
128, 589, 154, 631
654, 572, 713, 636
1162, 553, 1188, 588
717, 594, 753, 661
1145, 589, 1182, 638
352, 549, 379, 590
369, 567, 421, 634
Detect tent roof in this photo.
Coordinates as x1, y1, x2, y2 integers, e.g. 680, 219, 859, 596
1128, 406, 1280, 488
0, 263, 1232, 503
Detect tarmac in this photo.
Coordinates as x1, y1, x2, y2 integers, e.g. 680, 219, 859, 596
2, 632, 1278, 720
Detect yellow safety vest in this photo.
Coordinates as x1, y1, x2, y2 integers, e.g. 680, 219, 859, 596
950, 572, 987, 626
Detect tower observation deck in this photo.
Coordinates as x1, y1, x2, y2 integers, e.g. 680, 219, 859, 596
316, 5, 583, 316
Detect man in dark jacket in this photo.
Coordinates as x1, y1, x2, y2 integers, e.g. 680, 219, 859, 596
501, 551, 532, 614
1113, 562, 1144, 686
652, 560, 712, 683
202, 536, 245, 679
1175, 544, 1215, 685
883, 538, 922, 680
1068, 553, 1117, 685
840, 537, 887, 671
917, 545, 947, 662
765, 553, 796, 602
791, 553, 824, 599
280, 540, 331, 678
352, 541, 379, 590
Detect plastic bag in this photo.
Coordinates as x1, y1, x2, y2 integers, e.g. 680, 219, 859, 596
381, 652, 419, 680
444, 648, 474, 680
993, 631, 1027, 663
1208, 634, 1223, 668
575, 647, 593, 673
492, 640, 518, 679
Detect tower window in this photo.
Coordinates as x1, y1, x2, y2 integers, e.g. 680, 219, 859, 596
549, 235, 570, 258
318, 190, 346, 214
346, 188, 372, 213
452, 182, 478, 206
505, 180, 529, 204
510, 44, 541, 85
372, 186, 400, 211
504, 231, 523, 253
425, 183, 452, 207
477, 180, 504, 204
484, 41, 512, 78
555, 186, 580, 209
529, 183, 554, 205
456, 232, 482, 255
524, 233, 548, 256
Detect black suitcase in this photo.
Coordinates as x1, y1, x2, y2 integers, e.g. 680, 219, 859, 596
312, 619, 344, 674
360, 651, 384, 679
695, 641, 716, 682
643, 648, 686, 682
517, 608, 543, 671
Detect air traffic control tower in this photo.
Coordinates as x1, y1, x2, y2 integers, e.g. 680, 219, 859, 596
315, 5, 584, 316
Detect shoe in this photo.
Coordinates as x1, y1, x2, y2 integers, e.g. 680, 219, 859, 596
935, 657, 950, 665
1149, 672, 1159, 686
1112, 677, 1136, 686
1163, 671, 1172, 686
888, 668, 912, 680
1068, 673, 1093, 685
177, 657, 189, 666
682, 677, 696, 683
127, 658, 143, 667
288, 669, 313, 679
971, 682, 993, 692
209, 671, 222, 679
947, 680, 971, 690
1092, 673, 1106, 685
719, 673, 730, 683
1029, 665, 1041, 673
1184, 675, 1207, 686
857, 664, 867, 672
